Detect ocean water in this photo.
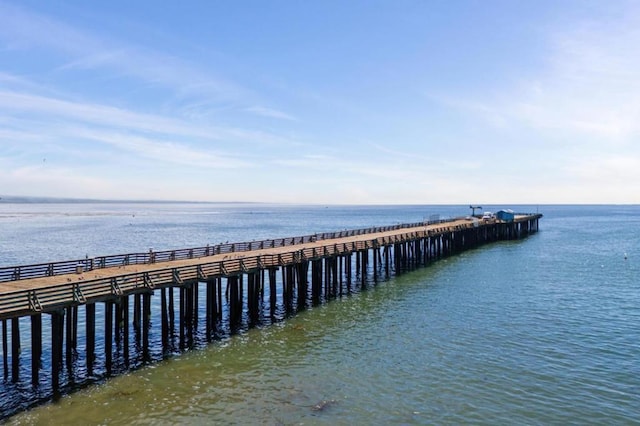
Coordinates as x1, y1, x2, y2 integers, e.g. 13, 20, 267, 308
1, 203, 639, 424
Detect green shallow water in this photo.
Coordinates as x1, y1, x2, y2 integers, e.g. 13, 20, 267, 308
3, 205, 640, 424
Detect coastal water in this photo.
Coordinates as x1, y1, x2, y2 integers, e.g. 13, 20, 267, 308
1, 203, 639, 424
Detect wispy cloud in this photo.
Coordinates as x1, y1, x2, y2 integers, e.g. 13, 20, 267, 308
56, 49, 132, 71
0, 84, 295, 176
246, 106, 297, 121
567, 154, 640, 184
0, 2, 96, 53
0, 2, 253, 109
69, 128, 249, 169
272, 150, 473, 184
0, 162, 117, 198
427, 95, 509, 129
0, 90, 220, 139
0, 88, 294, 147
370, 143, 482, 170
434, 7, 640, 144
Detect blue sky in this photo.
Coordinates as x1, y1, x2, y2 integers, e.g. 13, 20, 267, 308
1, 0, 639, 204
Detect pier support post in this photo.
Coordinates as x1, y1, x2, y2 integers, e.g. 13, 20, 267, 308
384, 246, 390, 276
2, 320, 7, 380
228, 276, 242, 327
184, 285, 193, 348
114, 299, 122, 348
65, 306, 73, 373
105, 301, 113, 375
282, 267, 293, 310
31, 314, 42, 387
323, 259, 330, 299
346, 253, 352, 292
142, 292, 151, 361
161, 288, 169, 351
361, 249, 368, 287
86, 303, 95, 376
205, 279, 217, 340
285, 265, 294, 310
339, 255, 344, 296
121, 296, 129, 367
133, 293, 141, 345
331, 258, 338, 297
51, 311, 64, 390
373, 247, 378, 281
72, 306, 78, 351
268, 268, 277, 318
298, 261, 309, 307
192, 282, 199, 331
168, 287, 175, 336
11, 317, 20, 382
179, 286, 185, 349
217, 277, 223, 321
311, 260, 321, 305
247, 272, 259, 324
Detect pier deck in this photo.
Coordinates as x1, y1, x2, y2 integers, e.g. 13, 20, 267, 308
0, 215, 539, 320
1, 218, 472, 293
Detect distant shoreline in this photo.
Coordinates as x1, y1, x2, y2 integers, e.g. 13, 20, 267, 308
1, 196, 637, 207
0, 195, 260, 205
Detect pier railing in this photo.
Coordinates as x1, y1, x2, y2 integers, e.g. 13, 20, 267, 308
0, 214, 536, 283
1, 218, 457, 283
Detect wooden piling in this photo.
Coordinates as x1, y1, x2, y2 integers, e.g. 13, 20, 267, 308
185, 285, 193, 347
192, 282, 199, 330
114, 299, 122, 348
31, 314, 41, 386
86, 303, 95, 376
179, 286, 185, 349
142, 292, 151, 361
104, 301, 113, 375
268, 268, 277, 317
2, 320, 7, 380
161, 288, 169, 350
51, 311, 64, 390
373, 247, 378, 281
121, 296, 129, 366
346, 253, 352, 292
133, 293, 141, 345
311, 260, 321, 305
338, 255, 344, 296
168, 287, 175, 337
65, 306, 73, 372
228, 276, 241, 327
206, 281, 213, 339
11, 317, 20, 382
217, 277, 223, 321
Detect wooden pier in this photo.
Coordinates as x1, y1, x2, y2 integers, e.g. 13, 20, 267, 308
0, 213, 541, 407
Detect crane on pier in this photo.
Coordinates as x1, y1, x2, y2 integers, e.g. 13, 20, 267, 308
470, 205, 482, 217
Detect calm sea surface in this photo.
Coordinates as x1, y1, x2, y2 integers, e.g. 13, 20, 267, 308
1, 203, 639, 424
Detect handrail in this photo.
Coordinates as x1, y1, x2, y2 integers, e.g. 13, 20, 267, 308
0, 213, 542, 283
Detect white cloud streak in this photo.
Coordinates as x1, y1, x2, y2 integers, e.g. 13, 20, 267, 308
70, 129, 249, 169
437, 9, 640, 145
0, 90, 223, 140
246, 106, 297, 121
0, 2, 253, 108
